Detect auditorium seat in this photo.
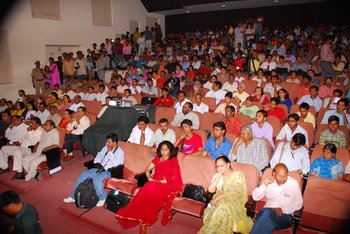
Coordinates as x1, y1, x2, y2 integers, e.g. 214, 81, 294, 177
315, 108, 330, 128
267, 116, 282, 138
290, 104, 316, 117
242, 80, 258, 94
198, 112, 224, 133
281, 82, 300, 104
155, 107, 176, 124
235, 113, 251, 126
172, 154, 216, 217
277, 104, 289, 116
81, 100, 102, 115
193, 129, 208, 147
297, 177, 350, 233
310, 144, 349, 169
103, 141, 152, 196
298, 121, 314, 148
202, 97, 217, 112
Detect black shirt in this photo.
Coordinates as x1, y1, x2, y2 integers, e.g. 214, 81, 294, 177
15, 204, 43, 234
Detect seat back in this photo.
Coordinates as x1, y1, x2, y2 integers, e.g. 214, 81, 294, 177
155, 107, 176, 124
199, 112, 224, 132
310, 144, 350, 169
86, 112, 97, 126
230, 162, 260, 197
266, 116, 282, 138
178, 154, 216, 190
118, 141, 152, 182
316, 108, 330, 128
300, 177, 350, 233
193, 129, 208, 147
202, 97, 217, 111
281, 82, 301, 104
314, 124, 349, 147
235, 113, 251, 126
242, 80, 258, 94
81, 100, 102, 115
225, 133, 237, 144
277, 104, 289, 116
131, 93, 142, 104
299, 121, 314, 147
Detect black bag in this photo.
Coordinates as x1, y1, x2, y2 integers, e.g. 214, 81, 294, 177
182, 183, 205, 202
74, 177, 99, 209
105, 190, 130, 213
135, 172, 148, 187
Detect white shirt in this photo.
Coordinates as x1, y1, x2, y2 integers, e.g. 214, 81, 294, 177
47, 113, 62, 127
35, 128, 60, 157
234, 76, 245, 83
36, 110, 50, 125
260, 61, 277, 71
130, 85, 142, 94
84, 93, 97, 101
20, 127, 44, 148
222, 81, 238, 92
193, 102, 209, 114
5, 123, 28, 144
96, 92, 108, 105
297, 95, 323, 113
66, 115, 90, 135
122, 96, 137, 106
147, 128, 176, 147
203, 81, 213, 90
205, 89, 226, 105
252, 177, 303, 215
69, 102, 85, 112
24, 110, 37, 120
65, 90, 76, 100
171, 111, 200, 130
127, 126, 154, 145
174, 98, 191, 113
322, 97, 338, 110
270, 142, 310, 174
93, 145, 124, 170
276, 124, 309, 148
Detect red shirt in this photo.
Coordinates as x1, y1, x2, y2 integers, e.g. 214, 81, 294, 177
114, 43, 123, 55
152, 96, 174, 107
196, 66, 210, 77
223, 117, 242, 136
156, 77, 168, 89
180, 133, 203, 155
297, 86, 310, 99
233, 58, 246, 70
267, 107, 286, 123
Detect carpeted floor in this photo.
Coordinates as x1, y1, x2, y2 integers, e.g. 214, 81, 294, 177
0, 150, 203, 234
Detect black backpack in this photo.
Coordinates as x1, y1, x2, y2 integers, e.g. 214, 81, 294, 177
74, 177, 99, 209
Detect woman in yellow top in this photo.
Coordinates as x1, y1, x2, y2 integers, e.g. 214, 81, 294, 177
46, 92, 61, 107
198, 156, 252, 234
11, 101, 26, 117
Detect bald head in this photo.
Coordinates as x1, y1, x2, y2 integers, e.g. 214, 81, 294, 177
274, 163, 288, 173
273, 163, 288, 185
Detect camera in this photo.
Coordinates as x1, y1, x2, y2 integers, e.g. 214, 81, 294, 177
95, 163, 105, 174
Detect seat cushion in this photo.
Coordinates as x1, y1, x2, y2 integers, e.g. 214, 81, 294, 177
104, 178, 137, 196
171, 197, 206, 217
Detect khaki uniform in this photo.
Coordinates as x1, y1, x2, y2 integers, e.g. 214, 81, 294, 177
31, 68, 45, 95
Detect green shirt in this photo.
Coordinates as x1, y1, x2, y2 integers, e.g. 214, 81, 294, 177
239, 105, 260, 119
15, 204, 43, 234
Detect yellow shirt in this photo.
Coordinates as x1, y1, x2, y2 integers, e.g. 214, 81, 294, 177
297, 111, 316, 128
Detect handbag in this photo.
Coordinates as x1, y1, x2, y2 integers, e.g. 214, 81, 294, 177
105, 190, 130, 213
134, 172, 148, 187
182, 183, 205, 202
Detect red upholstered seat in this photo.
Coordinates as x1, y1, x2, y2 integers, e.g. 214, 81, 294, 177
299, 177, 350, 233
172, 154, 216, 217
103, 142, 152, 196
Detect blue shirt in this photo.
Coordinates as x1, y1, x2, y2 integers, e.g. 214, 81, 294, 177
310, 156, 344, 180
279, 98, 292, 113
204, 137, 232, 160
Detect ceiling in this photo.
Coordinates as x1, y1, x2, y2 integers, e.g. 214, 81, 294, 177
141, 0, 329, 15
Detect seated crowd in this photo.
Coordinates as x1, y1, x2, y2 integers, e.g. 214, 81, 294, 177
0, 19, 350, 234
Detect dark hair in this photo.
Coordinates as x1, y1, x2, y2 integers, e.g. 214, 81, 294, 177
270, 97, 279, 104
328, 115, 340, 123
26, 101, 37, 111
292, 133, 306, 146
225, 105, 236, 114
278, 88, 289, 99
254, 86, 264, 95
106, 132, 119, 142
157, 140, 176, 159
333, 89, 343, 96
124, 89, 131, 94
2, 110, 11, 117
17, 101, 25, 109
304, 75, 312, 82
179, 91, 186, 97
288, 113, 300, 121
78, 106, 86, 113
31, 117, 41, 125
323, 143, 337, 154
309, 85, 319, 92
50, 92, 59, 100
215, 155, 230, 164
213, 121, 226, 132
257, 109, 268, 118
225, 92, 233, 99
47, 120, 56, 128
137, 115, 149, 124
65, 109, 74, 116
147, 78, 153, 83
63, 95, 71, 102
161, 88, 169, 92
159, 118, 169, 124
338, 98, 349, 107
214, 81, 222, 89
181, 119, 193, 127
0, 191, 21, 209
299, 102, 310, 110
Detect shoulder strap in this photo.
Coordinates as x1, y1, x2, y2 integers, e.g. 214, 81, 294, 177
278, 142, 288, 163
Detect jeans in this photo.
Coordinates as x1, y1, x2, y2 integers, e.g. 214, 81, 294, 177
64, 134, 81, 154
70, 168, 111, 200
320, 61, 336, 79
250, 208, 294, 234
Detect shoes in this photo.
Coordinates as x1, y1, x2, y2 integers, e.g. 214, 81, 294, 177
62, 154, 74, 161
63, 197, 75, 203
34, 172, 42, 181
0, 168, 10, 174
12, 172, 26, 180
96, 199, 106, 207
139, 224, 147, 234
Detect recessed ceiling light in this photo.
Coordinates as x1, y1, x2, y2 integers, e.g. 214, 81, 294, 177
186, 10, 190, 13
274, 0, 279, 2
221, 4, 226, 8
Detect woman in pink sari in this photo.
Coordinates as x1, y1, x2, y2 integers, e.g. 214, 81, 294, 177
116, 141, 183, 233
48, 57, 61, 88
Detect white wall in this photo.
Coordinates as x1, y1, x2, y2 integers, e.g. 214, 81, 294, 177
0, 0, 165, 100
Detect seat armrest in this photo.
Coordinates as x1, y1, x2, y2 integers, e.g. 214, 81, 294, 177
108, 164, 124, 179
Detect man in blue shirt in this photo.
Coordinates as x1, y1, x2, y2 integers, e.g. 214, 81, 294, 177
202, 121, 232, 160
63, 133, 124, 207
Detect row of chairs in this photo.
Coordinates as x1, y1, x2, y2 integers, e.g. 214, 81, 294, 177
103, 141, 350, 233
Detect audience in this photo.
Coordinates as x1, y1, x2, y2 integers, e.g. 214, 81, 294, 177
147, 118, 176, 154
321, 98, 350, 128
127, 116, 153, 146
319, 115, 347, 148
171, 102, 200, 129
251, 110, 274, 149
174, 119, 203, 156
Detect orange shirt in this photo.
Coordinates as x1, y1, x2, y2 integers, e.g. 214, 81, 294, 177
223, 117, 242, 136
